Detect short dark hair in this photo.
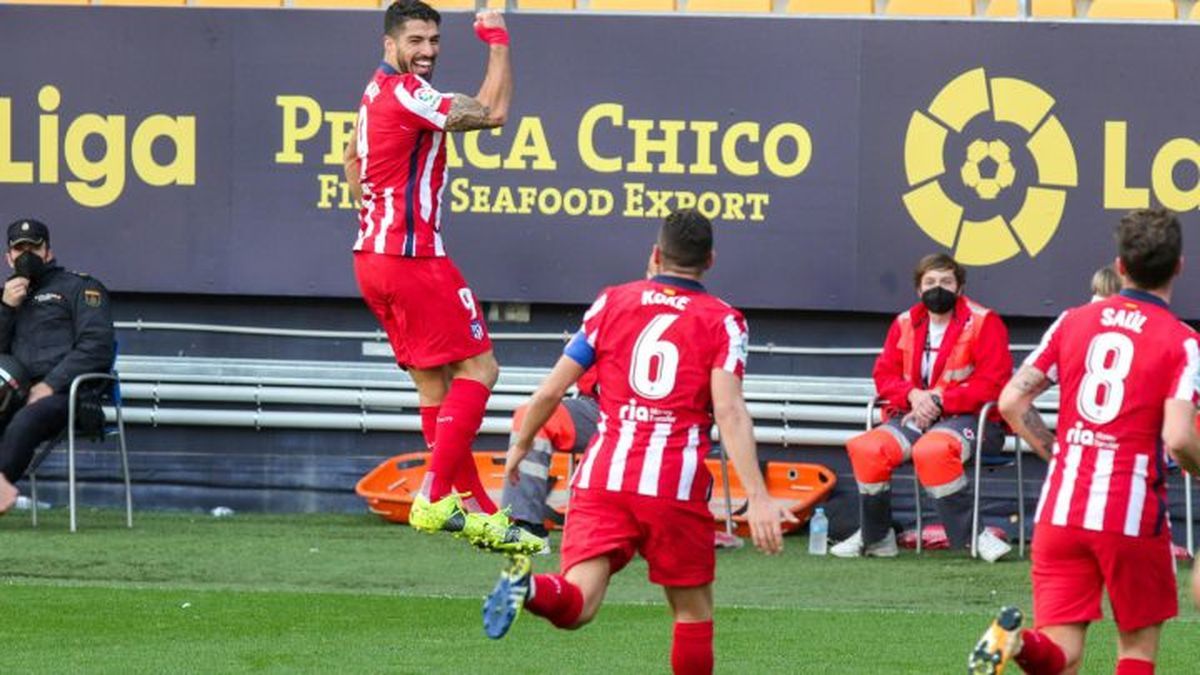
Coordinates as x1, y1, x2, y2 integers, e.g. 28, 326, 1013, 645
912, 253, 965, 289
1116, 207, 1181, 290
658, 209, 713, 271
384, 0, 440, 36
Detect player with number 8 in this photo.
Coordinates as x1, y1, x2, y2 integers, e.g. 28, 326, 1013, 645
971, 208, 1200, 675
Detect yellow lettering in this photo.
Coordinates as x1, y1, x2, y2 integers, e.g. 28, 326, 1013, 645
538, 187, 562, 215
763, 123, 812, 178
317, 174, 340, 208
504, 117, 556, 171
688, 121, 719, 176
517, 186, 538, 214
563, 188, 588, 216
588, 189, 613, 217
38, 85, 60, 184
696, 192, 722, 219
493, 185, 517, 213
450, 176, 470, 212
323, 111, 357, 166
275, 95, 323, 164
623, 182, 645, 217
721, 122, 759, 177
471, 184, 492, 212
627, 119, 685, 174
722, 192, 746, 220
746, 193, 770, 221
673, 191, 697, 210
1150, 138, 1200, 212
579, 103, 623, 174
464, 129, 502, 170
445, 132, 463, 169
1103, 122, 1150, 209
0, 98, 33, 183
131, 115, 196, 186
64, 114, 125, 208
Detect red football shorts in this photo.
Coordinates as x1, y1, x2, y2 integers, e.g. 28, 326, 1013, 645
353, 252, 491, 370
1031, 522, 1177, 632
560, 487, 715, 588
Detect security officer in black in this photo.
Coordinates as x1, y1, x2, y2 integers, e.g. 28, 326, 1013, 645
0, 219, 114, 514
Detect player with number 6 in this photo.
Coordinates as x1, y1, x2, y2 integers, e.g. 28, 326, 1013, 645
481, 209, 794, 675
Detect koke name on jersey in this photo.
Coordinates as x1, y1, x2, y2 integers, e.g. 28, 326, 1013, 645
641, 290, 690, 311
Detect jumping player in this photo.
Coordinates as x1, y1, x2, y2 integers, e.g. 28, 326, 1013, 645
481, 209, 794, 675
970, 208, 1200, 675
343, 1, 541, 554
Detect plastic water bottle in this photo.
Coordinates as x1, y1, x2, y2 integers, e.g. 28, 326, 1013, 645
808, 507, 829, 555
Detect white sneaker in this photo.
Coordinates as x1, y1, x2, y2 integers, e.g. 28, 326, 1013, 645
830, 529, 863, 557
830, 529, 898, 558
976, 529, 1012, 563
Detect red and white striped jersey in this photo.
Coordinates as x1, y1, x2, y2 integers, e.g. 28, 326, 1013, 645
568, 276, 749, 502
1028, 290, 1200, 538
352, 63, 453, 257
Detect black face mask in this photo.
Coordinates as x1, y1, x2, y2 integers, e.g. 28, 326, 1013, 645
13, 251, 47, 282
921, 286, 958, 314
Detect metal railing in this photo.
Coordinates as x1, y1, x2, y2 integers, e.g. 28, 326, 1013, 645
115, 319, 1040, 357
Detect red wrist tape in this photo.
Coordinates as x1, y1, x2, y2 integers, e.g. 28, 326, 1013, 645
474, 24, 510, 46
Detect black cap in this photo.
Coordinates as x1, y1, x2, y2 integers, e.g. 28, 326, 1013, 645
7, 219, 49, 248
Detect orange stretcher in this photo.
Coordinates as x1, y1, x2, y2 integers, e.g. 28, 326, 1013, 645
355, 451, 837, 537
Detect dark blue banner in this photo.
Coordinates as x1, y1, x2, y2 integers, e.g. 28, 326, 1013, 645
1, 8, 1198, 317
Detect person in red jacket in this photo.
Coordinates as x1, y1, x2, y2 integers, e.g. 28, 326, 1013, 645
832, 253, 1013, 560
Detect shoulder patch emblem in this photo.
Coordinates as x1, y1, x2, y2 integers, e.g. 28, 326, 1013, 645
84, 288, 102, 307
413, 87, 439, 107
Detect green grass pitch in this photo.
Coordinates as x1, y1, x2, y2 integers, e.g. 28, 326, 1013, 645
2, 510, 1197, 673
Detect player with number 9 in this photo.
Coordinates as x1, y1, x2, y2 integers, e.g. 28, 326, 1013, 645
481, 209, 795, 674
971, 208, 1200, 675
343, 1, 543, 555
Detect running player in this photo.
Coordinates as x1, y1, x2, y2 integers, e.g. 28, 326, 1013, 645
481, 209, 794, 675
344, 1, 541, 554
969, 208, 1200, 675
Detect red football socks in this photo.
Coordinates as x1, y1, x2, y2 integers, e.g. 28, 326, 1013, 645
1116, 658, 1154, 675
671, 620, 714, 675
427, 378, 490, 500
421, 400, 498, 513
1015, 629, 1067, 675
526, 574, 583, 629
419, 406, 439, 448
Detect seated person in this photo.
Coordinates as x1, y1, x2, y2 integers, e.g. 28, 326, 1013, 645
831, 253, 1012, 559
0, 219, 114, 514
501, 368, 599, 537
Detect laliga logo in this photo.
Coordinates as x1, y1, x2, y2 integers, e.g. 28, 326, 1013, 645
902, 68, 1078, 266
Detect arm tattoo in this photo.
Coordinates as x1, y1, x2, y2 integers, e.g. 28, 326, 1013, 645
1021, 407, 1057, 457
1011, 365, 1051, 396
445, 94, 496, 132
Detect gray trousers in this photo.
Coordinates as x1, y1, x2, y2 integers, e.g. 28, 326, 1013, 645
501, 396, 599, 524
